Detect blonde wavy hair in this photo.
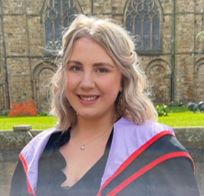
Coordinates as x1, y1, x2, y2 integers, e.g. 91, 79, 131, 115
52, 14, 157, 131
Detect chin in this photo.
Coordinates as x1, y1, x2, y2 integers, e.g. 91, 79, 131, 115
79, 114, 96, 120
78, 111, 101, 119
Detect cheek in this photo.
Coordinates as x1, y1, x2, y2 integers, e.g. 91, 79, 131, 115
102, 77, 121, 95
66, 75, 78, 92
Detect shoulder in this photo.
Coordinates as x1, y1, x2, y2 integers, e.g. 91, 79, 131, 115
18, 127, 62, 194
114, 117, 174, 135
20, 127, 61, 161
101, 119, 197, 195
113, 117, 175, 152
113, 118, 194, 169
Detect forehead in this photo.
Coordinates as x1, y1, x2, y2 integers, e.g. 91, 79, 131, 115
70, 37, 115, 65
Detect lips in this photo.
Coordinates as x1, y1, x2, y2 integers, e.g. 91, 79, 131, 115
78, 95, 99, 101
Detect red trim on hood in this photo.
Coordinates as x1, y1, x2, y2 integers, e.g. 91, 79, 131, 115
106, 151, 193, 196
97, 131, 174, 196
19, 153, 36, 196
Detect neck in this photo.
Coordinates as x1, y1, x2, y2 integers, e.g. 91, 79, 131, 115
72, 110, 115, 140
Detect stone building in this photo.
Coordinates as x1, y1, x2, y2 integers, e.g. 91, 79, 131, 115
0, 0, 204, 113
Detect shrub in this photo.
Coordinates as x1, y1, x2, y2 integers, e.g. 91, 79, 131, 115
38, 112, 48, 116
155, 104, 169, 117
8, 98, 37, 117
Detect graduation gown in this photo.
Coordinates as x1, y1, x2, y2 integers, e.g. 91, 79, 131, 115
10, 117, 200, 196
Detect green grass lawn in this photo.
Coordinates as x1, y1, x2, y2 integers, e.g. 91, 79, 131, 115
0, 116, 57, 130
168, 105, 189, 113
158, 111, 204, 127
0, 110, 204, 130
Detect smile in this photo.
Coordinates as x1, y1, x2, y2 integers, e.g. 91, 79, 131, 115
79, 96, 98, 101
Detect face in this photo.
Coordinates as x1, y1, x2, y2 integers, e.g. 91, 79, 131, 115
65, 37, 122, 120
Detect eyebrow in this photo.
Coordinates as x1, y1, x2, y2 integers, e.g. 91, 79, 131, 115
67, 60, 115, 68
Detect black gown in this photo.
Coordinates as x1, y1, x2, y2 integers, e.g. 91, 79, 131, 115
10, 128, 200, 196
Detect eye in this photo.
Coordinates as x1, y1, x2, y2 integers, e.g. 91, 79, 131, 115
69, 66, 82, 72
96, 68, 109, 73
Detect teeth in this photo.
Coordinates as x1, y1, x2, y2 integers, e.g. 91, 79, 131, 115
80, 96, 98, 101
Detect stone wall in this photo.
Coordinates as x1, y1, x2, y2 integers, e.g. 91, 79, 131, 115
0, 127, 204, 196
0, 0, 204, 112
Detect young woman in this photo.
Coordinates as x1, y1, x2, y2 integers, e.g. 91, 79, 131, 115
10, 15, 200, 196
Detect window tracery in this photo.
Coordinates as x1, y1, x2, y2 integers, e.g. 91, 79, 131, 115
45, 0, 79, 50
125, 0, 161, 51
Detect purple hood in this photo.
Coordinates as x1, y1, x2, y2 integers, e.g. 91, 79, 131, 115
19, 117, 174, 195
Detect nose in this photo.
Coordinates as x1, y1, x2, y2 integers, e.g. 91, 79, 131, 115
79, 72, 95, 90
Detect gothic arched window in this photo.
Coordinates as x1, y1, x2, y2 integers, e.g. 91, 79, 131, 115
125, 0, 161, 51
45, 0, 80, 50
